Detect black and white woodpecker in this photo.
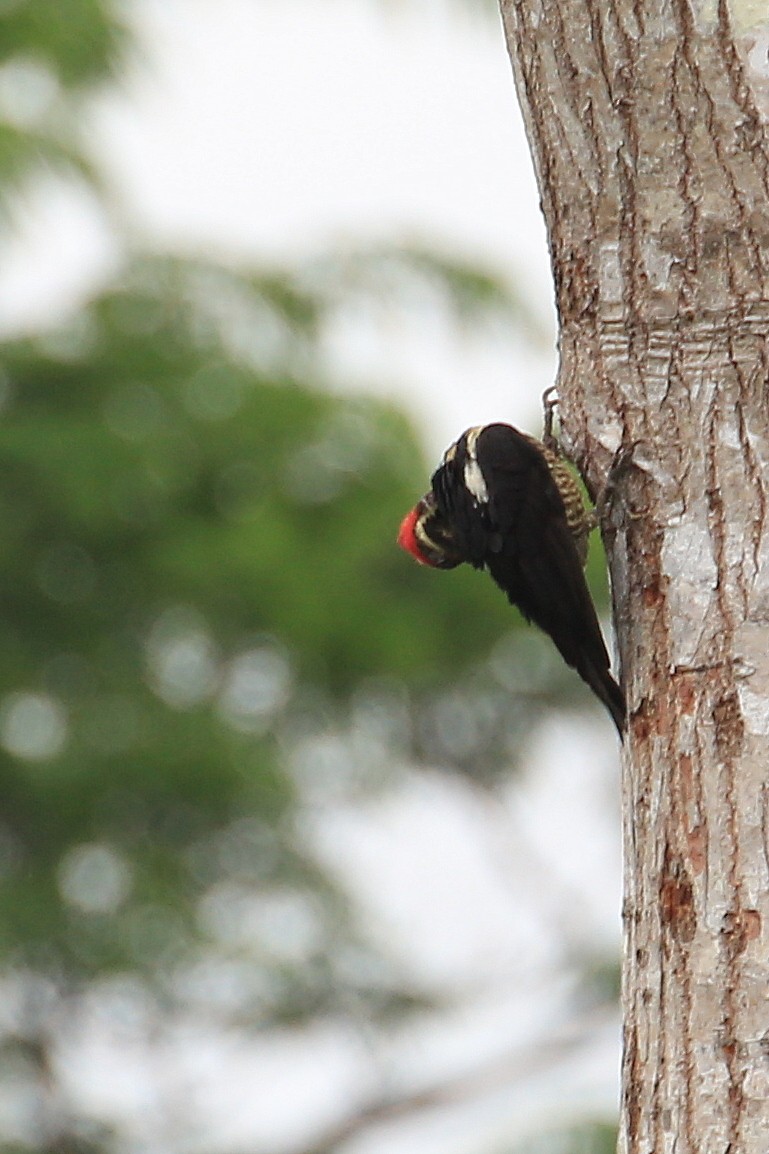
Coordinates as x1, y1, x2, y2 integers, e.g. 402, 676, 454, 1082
398, 422, 625, 736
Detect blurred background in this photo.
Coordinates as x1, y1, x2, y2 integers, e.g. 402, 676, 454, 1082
0, 2, 621, 1152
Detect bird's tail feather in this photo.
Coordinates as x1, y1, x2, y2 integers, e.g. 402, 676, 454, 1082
581, 660, 626, 738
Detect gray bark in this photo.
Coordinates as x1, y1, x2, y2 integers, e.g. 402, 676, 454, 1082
497, 0, 769, 1150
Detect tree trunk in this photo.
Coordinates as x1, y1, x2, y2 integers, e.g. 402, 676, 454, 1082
497, 1, 769, 1150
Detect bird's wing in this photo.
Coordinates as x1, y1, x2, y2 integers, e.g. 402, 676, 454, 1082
430, 423, 624, 731
475, 426, 610, 668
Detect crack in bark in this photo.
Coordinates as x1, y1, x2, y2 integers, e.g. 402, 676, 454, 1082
706, 386, 747, 1143
732, 354, 767, 593
669, 50, 701, 309
671, 0, 767, 299
715, 0, 769, 201
584, 0, 620, 114
760, 785, 769, 886
542, 0, 604, 194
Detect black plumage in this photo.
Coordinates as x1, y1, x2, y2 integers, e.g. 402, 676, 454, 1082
416, 423, 625, 735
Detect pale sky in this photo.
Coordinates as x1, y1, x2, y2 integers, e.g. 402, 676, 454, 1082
0, 0, 557, 453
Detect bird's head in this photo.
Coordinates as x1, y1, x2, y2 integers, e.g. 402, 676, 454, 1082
397, 492, 464, 570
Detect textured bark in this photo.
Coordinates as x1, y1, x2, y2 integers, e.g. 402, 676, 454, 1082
497, 1, 769, 1151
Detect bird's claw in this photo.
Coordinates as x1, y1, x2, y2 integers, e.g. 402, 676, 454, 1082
541, 386, 559, 453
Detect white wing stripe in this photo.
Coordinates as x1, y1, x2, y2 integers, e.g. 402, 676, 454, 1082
463, 428, 489, 504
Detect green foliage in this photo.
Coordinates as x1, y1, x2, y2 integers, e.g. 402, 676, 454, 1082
0, 0, 124, 224
0, 258, 515, 979
507, 1121, 618, 1154
577, 955, 622, 1006
0, 0, 126, 87
0, 122, 91, 209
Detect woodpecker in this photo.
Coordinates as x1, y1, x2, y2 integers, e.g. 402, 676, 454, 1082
398, 423, 625, 735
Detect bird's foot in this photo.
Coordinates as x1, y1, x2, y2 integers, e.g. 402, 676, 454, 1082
541, 386, 560, 454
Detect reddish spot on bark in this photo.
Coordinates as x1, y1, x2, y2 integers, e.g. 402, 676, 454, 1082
743, 909, 761, 943
714, 690, 744, 760
660, 852, 696, 944
654, 694, 672, 737
634, 690, 670, 738
678, 753, 693, 804
687, 823, 707, 874
642, 573, 663, 607
630, 705, 650, 741
722, 907, 761, 956
677, 680, 696, 714
630, 692, 669, 738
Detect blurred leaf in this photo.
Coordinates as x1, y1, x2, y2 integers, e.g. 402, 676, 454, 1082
0, 121, 93, 210
0, 0, 127, 88
507, 1121, 618, 1154
0, 258, 519, 979
575, 955, 622, 1007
